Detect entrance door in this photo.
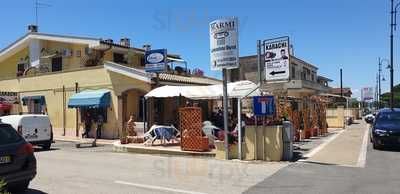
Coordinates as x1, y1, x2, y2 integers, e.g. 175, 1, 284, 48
51, 57, 62, 72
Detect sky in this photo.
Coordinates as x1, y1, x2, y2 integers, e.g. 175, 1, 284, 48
0, 0, 398, 98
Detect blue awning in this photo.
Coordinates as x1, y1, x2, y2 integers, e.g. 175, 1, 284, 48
21, 96, 46, 106
68, 90, 111, 108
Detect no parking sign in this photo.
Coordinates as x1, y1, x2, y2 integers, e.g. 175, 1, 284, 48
253, 96, 275, 116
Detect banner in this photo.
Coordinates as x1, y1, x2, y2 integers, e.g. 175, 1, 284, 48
361, 87, 374, 101
264, 37, 290, 81
209, 18, 239, 70
0, 92, 18, 104
144, 49, 167, 73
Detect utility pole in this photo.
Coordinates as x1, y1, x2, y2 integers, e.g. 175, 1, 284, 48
257, 40, 262, 89
378, 58, 382, 109
390, 0, 398, 109
340, 68, 343, 97
376, 73, 379, 110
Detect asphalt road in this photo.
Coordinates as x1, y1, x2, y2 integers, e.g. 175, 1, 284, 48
245, 125, 400, 194
20, 141, 287, 194
17, 121, 400, 194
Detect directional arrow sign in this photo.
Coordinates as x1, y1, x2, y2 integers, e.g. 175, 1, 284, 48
264, 37, 290, 81
269, 71, 286, 76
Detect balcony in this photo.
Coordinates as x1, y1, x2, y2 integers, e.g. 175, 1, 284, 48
285, 79, 331, 92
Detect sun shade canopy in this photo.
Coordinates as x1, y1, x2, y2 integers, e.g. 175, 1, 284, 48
144, 80, 261, 100
68, 90, 111, 108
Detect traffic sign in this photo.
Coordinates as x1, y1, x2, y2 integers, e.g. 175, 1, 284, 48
253, 96, 275, 116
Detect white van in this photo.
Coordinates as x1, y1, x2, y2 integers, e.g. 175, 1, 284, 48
0, 114, 53, 149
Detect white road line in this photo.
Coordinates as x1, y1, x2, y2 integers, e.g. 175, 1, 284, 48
299, 129, 345, 161
357, 126, 369, 168
114, 180, 208, 194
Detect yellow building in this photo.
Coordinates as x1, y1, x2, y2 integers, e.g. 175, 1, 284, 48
0, 26, 220, 139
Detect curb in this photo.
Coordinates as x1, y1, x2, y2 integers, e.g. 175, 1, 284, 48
54, 137, 115, 146
112, 142, 216, 158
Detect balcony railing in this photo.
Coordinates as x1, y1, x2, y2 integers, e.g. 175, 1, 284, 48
0, 64, 105, 81
286, 79, 331, 92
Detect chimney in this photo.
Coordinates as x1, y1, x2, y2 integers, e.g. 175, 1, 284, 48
120, 37, 131, 47
28, 25, 38, 33
143, 44, 151, 51
104, 39, 114, 44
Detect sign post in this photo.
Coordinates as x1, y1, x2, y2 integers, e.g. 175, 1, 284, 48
210, 18, 239, 160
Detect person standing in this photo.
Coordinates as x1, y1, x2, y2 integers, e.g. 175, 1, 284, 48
83, 112, 92, 138
96, 114, 104, 139
126, 115, 136, 136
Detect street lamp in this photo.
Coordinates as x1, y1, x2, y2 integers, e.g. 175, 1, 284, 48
389, 0, 400, 109
378, 58, 389, 108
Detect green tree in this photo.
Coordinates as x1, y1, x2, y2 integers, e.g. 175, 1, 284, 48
380, 84, 400, 108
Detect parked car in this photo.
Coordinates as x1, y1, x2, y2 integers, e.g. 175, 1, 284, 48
365, 113, 375, 124
0, 121, 36, 193
371, 108, 400, 149
0, 115, 53, 150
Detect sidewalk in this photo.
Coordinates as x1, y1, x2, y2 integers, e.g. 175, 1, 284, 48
54, 135, 116, 145
293, 128, 343, 161
303, 120, 368, 167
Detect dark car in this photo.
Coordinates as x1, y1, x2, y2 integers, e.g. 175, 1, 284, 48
0, 122, 36, 193
371, 108, 400, 149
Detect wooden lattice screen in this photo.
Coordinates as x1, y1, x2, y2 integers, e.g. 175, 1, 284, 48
179, 107, 209, 152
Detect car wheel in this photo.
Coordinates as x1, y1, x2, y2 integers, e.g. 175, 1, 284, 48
42, 142, 51, 150
373, 140, 382, 150
8, 181, 30, 193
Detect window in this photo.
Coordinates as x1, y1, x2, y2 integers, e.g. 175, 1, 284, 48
51, 57, 62, 72
0, 124, 22, 145
17, 63, 26, 76
113, 53, 127, 64
140, 56, 145, 67
291, 66, 296, 79
302, 67, 310, 80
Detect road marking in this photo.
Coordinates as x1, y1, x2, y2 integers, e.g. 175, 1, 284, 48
298, 129, 345, 161
357, 126, 369, 168
114, 180, 208, 194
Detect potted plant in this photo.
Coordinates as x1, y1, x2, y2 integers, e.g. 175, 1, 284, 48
120, 131, 128, 144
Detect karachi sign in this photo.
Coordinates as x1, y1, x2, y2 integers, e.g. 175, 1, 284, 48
264, 37, 290, 81
209, 18, 239, 70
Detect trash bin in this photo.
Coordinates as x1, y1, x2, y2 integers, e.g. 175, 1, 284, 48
282, 121, 294, 161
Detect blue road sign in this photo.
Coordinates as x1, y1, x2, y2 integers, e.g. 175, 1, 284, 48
253, 96, 275, 116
